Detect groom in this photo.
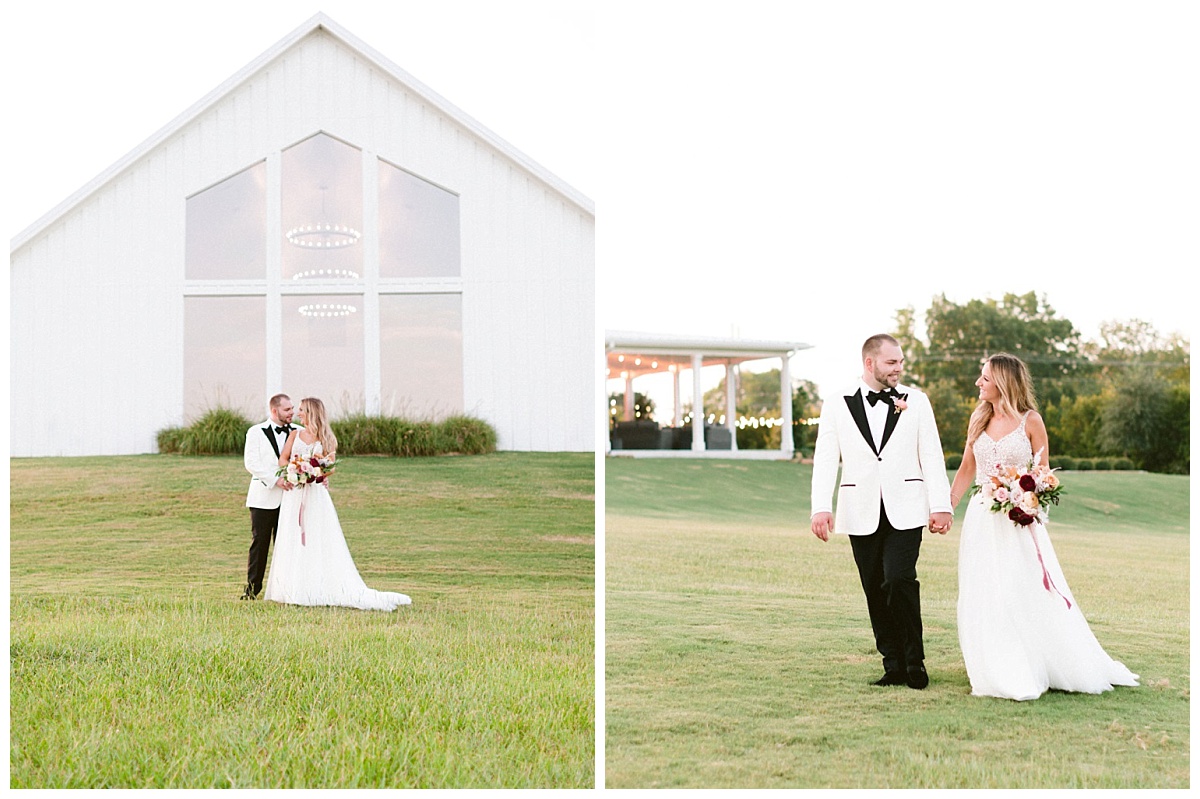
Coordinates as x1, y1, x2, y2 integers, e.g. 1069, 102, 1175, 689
241, 393, 295, 600
810, 334, 953, 689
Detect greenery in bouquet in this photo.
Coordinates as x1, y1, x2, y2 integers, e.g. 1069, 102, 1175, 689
968, 449, 1063, 527
276, 453, 336, 486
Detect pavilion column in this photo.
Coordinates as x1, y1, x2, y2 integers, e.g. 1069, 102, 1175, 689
725, 362, 738, 451
624, 373, 635, 421
691, 352, 705, 450
780, 352, 794, 457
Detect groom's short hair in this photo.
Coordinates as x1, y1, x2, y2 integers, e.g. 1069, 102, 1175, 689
269, 393, 291, 409
862, 334, 899, 361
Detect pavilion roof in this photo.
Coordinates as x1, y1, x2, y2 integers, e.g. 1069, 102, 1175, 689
605, 330, 812, 379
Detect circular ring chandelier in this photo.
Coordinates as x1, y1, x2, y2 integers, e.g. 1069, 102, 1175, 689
286, 224, 362, 249
298, 303, 358, 318
292, 268, 361, 280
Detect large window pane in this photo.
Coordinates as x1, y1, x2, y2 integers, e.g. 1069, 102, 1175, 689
183, 297, 266, 418
282, 134, 363, 281
379, 160, 460, 278
185, 163, 266, 280
281, 294, 364, 416
379, 294, 463, 418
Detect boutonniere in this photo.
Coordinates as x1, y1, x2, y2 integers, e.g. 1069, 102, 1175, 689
893, 394, 908, 414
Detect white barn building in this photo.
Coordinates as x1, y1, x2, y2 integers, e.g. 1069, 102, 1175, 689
9, 13, 594, 457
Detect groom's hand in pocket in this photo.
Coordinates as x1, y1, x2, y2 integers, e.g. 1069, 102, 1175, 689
811, 512, 833, 542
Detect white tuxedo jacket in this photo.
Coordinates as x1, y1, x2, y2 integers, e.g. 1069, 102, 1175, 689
810, 383, 952, 535
245, 420, 287, 510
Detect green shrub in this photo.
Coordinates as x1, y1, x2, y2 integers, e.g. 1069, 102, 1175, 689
439, 415, 498, 455
1075, 458, 1095, 471
945, 453, 963, 470
160, 410, 498, 458
1051, 456, 1076, 471
157, 427, 186, 454
1112, 457, 1136, 470
332, 415, 401, 456
396, 420, 443, 457
181, 408, 254, 455
1092, 458, 1115, 471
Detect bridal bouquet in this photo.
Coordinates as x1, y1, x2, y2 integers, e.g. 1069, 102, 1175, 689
971, 450, 1063, 527
277, 453, 337, 486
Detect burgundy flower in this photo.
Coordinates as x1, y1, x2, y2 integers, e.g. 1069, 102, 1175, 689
310, 457, 320, 468
1008, 508, 1034, 526
1019, 474, 1037, 492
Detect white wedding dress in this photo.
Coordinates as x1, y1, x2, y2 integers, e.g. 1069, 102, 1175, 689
264, 437, 411, 611
957, 413, 1137, 700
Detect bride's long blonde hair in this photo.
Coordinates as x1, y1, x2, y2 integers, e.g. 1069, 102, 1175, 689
300, 397, 338, 457
966, 353, 1038, 446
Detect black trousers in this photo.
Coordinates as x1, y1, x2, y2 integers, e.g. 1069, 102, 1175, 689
848, 502, 924, 673
246, 506, 281, 594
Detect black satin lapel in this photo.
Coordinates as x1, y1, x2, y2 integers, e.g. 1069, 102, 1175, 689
844, 391, 878, 456
879, 400, 901, 452
262, 425, 281, 459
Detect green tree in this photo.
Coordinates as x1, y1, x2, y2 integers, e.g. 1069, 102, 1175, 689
1099, 368, 1189, 473
608, 392, 656, 425
921, 378, 978, 460
1043, 393, 1106, 458
893, 299, 1188, 471
791, 378, 821, 456
702, 369, 819, 451
908, 291, 1085, 406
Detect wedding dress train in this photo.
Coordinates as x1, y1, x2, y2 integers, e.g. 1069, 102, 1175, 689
264, 438, 410, 611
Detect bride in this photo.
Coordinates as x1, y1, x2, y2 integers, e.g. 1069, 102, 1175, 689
263, 397, 411, 611
949, 353, 1137, 700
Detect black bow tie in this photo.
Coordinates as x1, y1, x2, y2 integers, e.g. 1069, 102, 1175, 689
274, 425, 291, 435
866, 388, 897, 407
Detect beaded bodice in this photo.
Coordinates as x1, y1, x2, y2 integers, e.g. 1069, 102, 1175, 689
293, 436, 322, 459
972, 411, 1033, 482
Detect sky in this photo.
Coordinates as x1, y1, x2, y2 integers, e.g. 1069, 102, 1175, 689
3, 1, 596, 241
5, 1, 1197, 415
596, 2, 1198, 409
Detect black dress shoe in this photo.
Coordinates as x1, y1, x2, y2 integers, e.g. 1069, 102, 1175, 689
906, 665, 929, 689
240, 583, 258, 601
873, 671, 908, 686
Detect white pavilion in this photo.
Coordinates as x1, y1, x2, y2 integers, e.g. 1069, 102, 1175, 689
604, 331, 812, 459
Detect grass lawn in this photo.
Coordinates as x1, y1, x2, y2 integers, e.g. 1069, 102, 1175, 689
604, 457, 1188, 789
10, 452, 594, 788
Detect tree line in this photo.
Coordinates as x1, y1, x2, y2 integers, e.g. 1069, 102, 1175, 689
894, 292, 1188, 474
691, 292, 1188, 474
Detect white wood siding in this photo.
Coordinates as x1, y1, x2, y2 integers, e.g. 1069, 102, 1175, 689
10, 29, 594, 456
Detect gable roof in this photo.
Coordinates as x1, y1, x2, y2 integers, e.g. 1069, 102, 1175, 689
11, 12, 593, 252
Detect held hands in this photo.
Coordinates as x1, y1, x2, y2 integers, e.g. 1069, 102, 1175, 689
811, 512, 834, 542
929, 512, 953, 535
